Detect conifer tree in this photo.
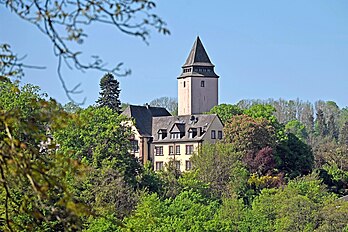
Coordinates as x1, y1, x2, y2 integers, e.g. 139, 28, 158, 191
315, 109, 327, 137
327, 114, 339, 140
96, 73, 121, 113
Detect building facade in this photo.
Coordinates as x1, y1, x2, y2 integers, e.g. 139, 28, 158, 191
122, 37, 223, 171
151, 114, 223, 171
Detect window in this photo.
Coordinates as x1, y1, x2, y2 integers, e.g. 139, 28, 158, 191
201, 80, 205, 87
170, 133, 181, 139
188, 128, 197, 138
186, 160, 192, 171
169, 145, 174, 155
218, 130, 223, 140
175, 145, 180, 154
155, 162, 164, 171
130, 140, 139, 153
183, 81, 186, 87
211, 130, 216, 139
155, 146, 163, 156
158, 129, 167, 140
185, 145, 194, 155
175, 161, 181, 171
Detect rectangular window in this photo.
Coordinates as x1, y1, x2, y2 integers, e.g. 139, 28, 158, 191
155, 146, 163, 156
169, 145, 174, 155
155, 162, 163, 171
201, 80, 205, 87
183, 81, 186, 88
211, 130, 216, 139
186, 160, 192, 171
218, 130, 223, 140
175, 145, 180, 154
185, 145, 194, 155
130, 140, 138, 152
175, 161, 181, 171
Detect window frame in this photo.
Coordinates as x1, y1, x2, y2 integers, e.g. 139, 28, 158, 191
175, 145, 180, 155
185, 160, 192, 171
169, 145, 174, 155
185, 145, 194, 155
218, 130, 223, 140
155, 161, 164, 171
155, 146, 164, 156
211, 130, 216, 139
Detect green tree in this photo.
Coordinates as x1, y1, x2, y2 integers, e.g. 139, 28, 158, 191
0, 80, 87, 231
191, 143, 249, 199
249, 174, 334, 232
96, 73, 122, 113
223, 114, 276, 155
54, 106, 141, 186
285, 120, 308, 142
243, 104, 278, 127
123, 190, 220, 231
208, 103, 243, 124
276, 133, 314, 177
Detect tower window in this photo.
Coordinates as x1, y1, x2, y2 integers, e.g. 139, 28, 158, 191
183, 81, 186, 87
201, 81, 205, 87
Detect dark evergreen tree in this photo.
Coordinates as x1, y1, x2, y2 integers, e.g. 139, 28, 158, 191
315, 109, 327, 137
327, 114, 339, 140
96, 73, 121, 112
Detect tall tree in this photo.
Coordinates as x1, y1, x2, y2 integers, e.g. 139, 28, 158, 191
315, 109, 327, 137
96, 73, 121, 113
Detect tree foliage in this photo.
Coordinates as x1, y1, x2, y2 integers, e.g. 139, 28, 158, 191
208, 103, 243, 124
96, 73, 122, 113
0, 80, 87, 231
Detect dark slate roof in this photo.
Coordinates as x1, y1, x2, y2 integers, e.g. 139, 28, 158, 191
152, 114, 219, 143
122, 105, 171, 136
178, 37, 219, 79
183, 36, 213, 67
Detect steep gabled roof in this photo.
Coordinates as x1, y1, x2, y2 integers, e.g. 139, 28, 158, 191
122, 105, 171, 136
183, 36, 214, 67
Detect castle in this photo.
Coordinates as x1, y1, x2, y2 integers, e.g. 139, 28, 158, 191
122, 37, 223, 171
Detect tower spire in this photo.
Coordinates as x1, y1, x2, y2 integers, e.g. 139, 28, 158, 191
183, 36, 212, 67
178, 36, 218, 79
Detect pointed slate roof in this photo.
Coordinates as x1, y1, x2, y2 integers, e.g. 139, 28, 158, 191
183, 36, 214, 67
178, 37, 219, 79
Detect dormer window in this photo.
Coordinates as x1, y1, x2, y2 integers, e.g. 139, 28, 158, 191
188, 128, 197, 138
158, 129, 167, 140
170, 122, 185, 139
170, 132, 181, 139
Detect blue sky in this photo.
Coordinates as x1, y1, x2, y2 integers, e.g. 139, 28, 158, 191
1, 1, 348, 107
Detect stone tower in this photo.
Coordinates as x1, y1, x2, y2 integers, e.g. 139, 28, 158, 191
178, 37, 219, 115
